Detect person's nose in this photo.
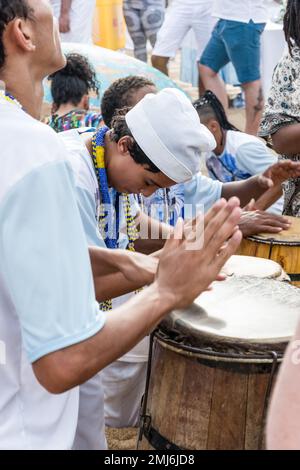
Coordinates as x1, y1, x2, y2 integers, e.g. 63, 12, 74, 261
141, 187, 156, 197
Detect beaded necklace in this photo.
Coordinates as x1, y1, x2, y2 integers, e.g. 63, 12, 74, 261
1, 90, 23, 109
91, 126, 138, 310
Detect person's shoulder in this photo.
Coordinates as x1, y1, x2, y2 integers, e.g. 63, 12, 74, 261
58, 129, 97, 192
228, 130, 267, 149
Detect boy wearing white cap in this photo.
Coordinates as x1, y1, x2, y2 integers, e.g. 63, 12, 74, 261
59, 88, 214, 447
59, 88, 300, 448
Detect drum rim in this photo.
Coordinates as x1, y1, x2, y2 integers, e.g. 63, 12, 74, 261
155, 329, 284, 363
247, 236, 300, 246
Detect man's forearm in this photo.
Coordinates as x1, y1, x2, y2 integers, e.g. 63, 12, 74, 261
60, 0, 72, 15
33, 283, 175, 394
221, 176, 266, 207
254, 186, 283, 211
272, 124, 300, 156
134, 212, 173, 254
89, 247, 130, 278
94, 271, 148, 301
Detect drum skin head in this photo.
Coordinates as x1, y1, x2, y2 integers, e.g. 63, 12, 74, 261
222, 255, 282, 279
161, 277, 300, 353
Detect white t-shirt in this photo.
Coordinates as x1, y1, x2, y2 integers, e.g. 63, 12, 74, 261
0, 98, 105, 449
184, 173, 223, 216
60, 129, 149, 362
50, 0, 95, 44
206, 130, 283, 215
212, 0, 271, 23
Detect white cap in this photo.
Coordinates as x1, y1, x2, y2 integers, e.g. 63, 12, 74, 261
125, 88, 216, 183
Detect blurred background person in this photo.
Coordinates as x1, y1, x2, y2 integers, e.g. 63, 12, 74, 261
50, 0, 96, 44
124, 0, 165, 62
151, 0, 214, 78
45, 53, 103, 132
199, 0, 271, 136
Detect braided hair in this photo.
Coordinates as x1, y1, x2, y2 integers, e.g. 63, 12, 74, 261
193, 90, 239, 132
0, 0, 33, 70
283, 0, 300, 55
101, 75, 155, 127
48, 53, 100, 109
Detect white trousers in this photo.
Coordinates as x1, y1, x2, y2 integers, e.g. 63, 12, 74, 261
102, 361, 147, 428
72, 373, 107, 450
153, 0, 215, 58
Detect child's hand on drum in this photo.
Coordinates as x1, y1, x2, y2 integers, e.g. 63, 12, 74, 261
155, 197, 242, 309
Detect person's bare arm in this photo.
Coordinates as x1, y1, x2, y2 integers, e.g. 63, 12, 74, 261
32, 198, 242, 394
272, 124, 300, 156
134, 212, 173, 254
59, 0, 72, 33
221, 160, 300, 207
253, 185, 283, 211
267, 320, 300, 449
89, 247, 158, 301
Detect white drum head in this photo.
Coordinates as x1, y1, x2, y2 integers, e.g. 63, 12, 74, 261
221, 255, 282, 279
163, 277, 300, 351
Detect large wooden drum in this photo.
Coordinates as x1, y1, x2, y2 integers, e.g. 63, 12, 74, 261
238, 216, 300, 287
138, 277, 300, 450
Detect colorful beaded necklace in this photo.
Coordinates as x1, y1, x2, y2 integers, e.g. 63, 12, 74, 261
91, 126, 138, 310
1, 90, 23, 109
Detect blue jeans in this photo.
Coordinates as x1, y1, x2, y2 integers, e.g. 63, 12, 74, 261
199, 19, 266, 84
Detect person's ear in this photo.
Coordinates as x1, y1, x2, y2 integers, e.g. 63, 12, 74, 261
82, 95, 90, 111
117, 136, 134, 156
10, 18, 36, 53
207, 119, 220, 135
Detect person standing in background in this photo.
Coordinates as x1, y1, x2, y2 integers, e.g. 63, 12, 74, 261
50, 0, 96, 44
199, 0, 273, 136
151, 0, 215, 76
123, 0, 165, 62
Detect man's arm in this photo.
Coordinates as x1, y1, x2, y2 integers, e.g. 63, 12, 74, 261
221, 160, 300, 207
59, 0, 72, 33
134, 212, 173, 254
32, 198, 243, 394
272, 124, 300, 156
89, 247, 158, 301
267, 320, 300, 449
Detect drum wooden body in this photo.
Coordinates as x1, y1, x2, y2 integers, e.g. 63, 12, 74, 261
238, 216, 300, 287
138, 277, 300, 450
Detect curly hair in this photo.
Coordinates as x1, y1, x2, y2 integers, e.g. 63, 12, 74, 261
110, 107, 160, 173
0, 0, 33, 70
48, 53, 100, 109
101, 75, 155, 127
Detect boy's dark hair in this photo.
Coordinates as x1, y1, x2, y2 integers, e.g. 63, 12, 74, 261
0, 0, 33, 70
193, 90, 239, 132
101, 75, 155, 127
284, 0, 300, 55
49, 53, 100, 109
110, 107, 160, 174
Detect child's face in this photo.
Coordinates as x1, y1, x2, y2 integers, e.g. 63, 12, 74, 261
108, 137, 176, 196
202, 118, 223, 152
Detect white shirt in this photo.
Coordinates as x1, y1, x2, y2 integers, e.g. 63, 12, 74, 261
50, 0, 96, 44
212, 0, 271, 23
184, 173, 223, 216
206, 130, 283, 215
60, 129, 149, 362
0, 98, 105, 450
